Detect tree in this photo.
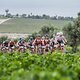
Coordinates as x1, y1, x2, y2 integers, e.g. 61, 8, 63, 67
30, 13, 32, 16
0, 36, 8, 44
5, 9, 9, 17
21, 14, 27, 18
40, 26, 50, 34
39, 25, 54, 38
28, 14, 31, 18
42, 14, 50, 19
16, 14, 19, 18
63, 12, 80, 52
35, 15, 41, 19
6, 13, 12, 18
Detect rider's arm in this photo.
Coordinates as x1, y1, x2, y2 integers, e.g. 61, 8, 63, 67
54, 37, 58, 44
63, 36, 67, 43
41, 39, 45, 46
8, 42, 10, 47
32, 39, 36, 46
17, 41, 19, 46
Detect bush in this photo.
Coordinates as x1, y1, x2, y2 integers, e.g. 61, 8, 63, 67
63, 13, 80, 52
0, 52, 80, 80
0, 36, 8, 44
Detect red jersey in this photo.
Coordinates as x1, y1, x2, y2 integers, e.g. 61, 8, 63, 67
9, 41, 15, 45
44, 39, 50, 45
33, 39, 42, 45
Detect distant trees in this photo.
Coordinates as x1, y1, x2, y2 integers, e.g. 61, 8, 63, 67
5, 9, 13, 18
63, 12, 80, 52
16, 14, 19, 18
27, 14, 73, 20
42, 14, 50, 19
21, 14, 27, 18
3, 9, 74, 20
0, 15, 5, 18
6, 13, 12, 18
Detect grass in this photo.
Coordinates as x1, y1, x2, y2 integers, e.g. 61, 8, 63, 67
0, 16, 8, 19
0, 18, 72, 34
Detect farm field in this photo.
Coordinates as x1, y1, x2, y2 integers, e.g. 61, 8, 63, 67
0, 18, 72, 34
0, 52, 80, 80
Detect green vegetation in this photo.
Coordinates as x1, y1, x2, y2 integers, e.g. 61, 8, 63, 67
0, 52, 80, 80
0, 36, 8, 44
0, 16, 8, 19
63, 12, 80, 52
0, 18, 72, 33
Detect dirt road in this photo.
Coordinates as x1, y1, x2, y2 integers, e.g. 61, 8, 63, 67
0, 18, 11, 24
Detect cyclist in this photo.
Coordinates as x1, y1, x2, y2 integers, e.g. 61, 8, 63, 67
17, 38, 26, 52
41, 36, 45, 47
55, 32, 67, 45
2, 40, 9, 48
33, 34, 42, 46
50, 34, 55, 53
32, 34, 42, 53
17, 38, 25, 46
27, 37, 34, 51
44, 34, 50, 52
1, 40, 9, 52
8, 39, 15, 49
55, 32, 67, 52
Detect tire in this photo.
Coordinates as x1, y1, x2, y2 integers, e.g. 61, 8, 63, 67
20, 48, 25, 53
1, 47, 8, 53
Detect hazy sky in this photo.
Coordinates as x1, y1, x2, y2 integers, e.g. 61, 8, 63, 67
0, 0, 80, 17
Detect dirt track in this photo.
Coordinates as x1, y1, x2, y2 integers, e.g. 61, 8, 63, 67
0, 18, 11, 24
0, 33, 31, 39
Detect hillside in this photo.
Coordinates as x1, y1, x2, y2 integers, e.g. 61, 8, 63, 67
0, 18, 72, 34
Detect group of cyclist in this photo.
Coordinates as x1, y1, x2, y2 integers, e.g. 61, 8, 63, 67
0, 32, 67, 54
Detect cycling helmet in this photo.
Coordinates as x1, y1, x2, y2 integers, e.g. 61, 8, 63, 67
19, 37, 25, 41
59, 32, 63, 35
45, 34, 49, 37
30, 37, 33, 40
19, 38, 22, 40
56, 32, 60, 36
36, 34, 41, 37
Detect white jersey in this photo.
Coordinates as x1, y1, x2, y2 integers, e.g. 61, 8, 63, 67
55, 35, 66, 43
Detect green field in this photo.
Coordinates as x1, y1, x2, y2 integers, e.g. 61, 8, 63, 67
0, 18, 72, 34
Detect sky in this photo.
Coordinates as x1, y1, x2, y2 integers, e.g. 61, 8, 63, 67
0, 0, 80, 17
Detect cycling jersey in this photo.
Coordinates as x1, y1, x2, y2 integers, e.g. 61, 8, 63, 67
44, 39, 50, 45
41, 39, 45, 46
28, 39, 34, 46
18, 40, 25, 46
9, 41, 15, 47
3, 41, 9, 47
55, 35, 66, 44
50, 38, 55, 47
33, 39, 42, 45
